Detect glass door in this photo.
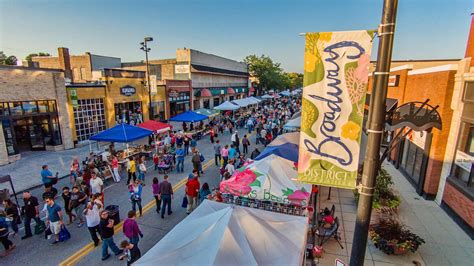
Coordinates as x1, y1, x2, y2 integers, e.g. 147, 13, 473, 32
28, 122, 45, 150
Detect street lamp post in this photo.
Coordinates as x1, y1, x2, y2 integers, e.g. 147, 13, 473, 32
350, 0, 398, 265
140, 37, 153, 120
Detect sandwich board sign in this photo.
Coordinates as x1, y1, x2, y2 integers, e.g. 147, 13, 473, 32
335, 258, 346, 266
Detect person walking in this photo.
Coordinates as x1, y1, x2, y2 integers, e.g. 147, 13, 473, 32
90, 172, 104, 203
250, 148, 261, 160
152, 177, 161, 213
159, 175, 173, 219
175, 145, 185, 173
191, 150, 203, 175
153, 153, 159, 171
45, 196, 63, 245
225, 160, 235, 176
138, 158, 147, 185
213, 140, 222, 167
221, 145, 229, 167
70, 158, 80, 184
3, 199, 20, 237
61, 187, 75, 225
41, 165, 57, 189
84, 200, 102, 247
0, 211, 15, 257
119, 240, 141, 266
185, 173, 200, 214
190, 137, 197, 152
99, 210, 122, 261
129, 180, 143, 216
127, 157, 137, 184
70, 186, 88, 228
228, 145, 237, 161
21, 191, 41, 240
183, 136, 190, 156
111, 155, 121, 183
246, 118, 254, 134
242, 135, 250, 154
199, 182, 211, 203
123, 211, 143, 246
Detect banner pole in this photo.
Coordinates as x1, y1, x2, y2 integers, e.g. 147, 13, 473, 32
350, 0, 398, 265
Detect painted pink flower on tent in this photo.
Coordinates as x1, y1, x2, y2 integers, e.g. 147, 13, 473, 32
288, 189, 311, 206
298, 151, 311, 173
219, 169, 257, 196
354, 54, 370, 83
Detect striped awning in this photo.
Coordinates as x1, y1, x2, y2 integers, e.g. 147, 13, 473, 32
227, 88, 235, 94
200, 89, 212, 97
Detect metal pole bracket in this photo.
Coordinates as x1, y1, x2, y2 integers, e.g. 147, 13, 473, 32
356, 184, 375, 196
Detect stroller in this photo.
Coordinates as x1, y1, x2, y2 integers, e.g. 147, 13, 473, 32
157, 154, 174, 174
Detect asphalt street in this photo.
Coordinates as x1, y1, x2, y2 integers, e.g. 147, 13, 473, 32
1, 127, 263, 266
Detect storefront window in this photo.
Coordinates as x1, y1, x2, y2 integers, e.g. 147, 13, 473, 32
48, 101, 57, 113
38, 101, 49, 113
23, 101, 38, 114
0, 103, 9, 116
114, 101, 143, 125
203, 99, 210, 109
73, 99, 106, 142
9, 102, 23, 115
452, 121, 474, 187
2, 119, 17, 155
213, 98, 220, 107
51, 116, 62, 145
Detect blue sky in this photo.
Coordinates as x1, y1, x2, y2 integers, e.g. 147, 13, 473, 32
0, 0, 472, 72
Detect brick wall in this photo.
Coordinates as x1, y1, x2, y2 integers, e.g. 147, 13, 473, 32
32, 54, 92, 83
442, 182, 474, 228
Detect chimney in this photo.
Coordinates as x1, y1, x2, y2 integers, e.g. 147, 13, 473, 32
465, 13, 474, 67
58, 47, 73, 82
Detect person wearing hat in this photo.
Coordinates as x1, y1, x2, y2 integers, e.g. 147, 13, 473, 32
185, 171, 200, 214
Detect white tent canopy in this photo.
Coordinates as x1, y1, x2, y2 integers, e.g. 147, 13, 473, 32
214, 101, 240, 111
135, 200, 307, 266
247, 96, 261, 104
261, 94, 273, 99
284, 116, 301, 130
269, 132, 300, 146
232, 98, 255, 107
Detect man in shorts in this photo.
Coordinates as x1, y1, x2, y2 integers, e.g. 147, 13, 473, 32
45, 196, 63, 245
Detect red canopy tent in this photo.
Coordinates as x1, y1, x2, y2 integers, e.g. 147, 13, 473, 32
138, 120, 172, 134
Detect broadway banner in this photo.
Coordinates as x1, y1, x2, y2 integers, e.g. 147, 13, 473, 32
298, 30, 374, 189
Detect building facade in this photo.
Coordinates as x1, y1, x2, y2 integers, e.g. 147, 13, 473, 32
0, 65, 74, 165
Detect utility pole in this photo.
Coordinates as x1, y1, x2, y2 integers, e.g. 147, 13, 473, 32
140, 37, 154, 120
350, 1, 398, 265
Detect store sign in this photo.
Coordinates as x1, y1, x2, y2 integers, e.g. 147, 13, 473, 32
120, 85, 136, 96
406, 130, 427, 149
455, 150, 473, 172
150, 75, 157, 95
70, 89, 78, 107
169, 90, 179, 98
388, 75, 399, 87
297, 30, 374, 189
175, 64, 190, 74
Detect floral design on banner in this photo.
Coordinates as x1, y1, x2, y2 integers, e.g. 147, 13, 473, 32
298, 30, 374, 189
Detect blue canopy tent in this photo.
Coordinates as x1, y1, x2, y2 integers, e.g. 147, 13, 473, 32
89, 123, 153, 143
169, 111, 208, 122
254, 143, 299, 163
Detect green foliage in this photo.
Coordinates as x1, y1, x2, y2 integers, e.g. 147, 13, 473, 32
0, 51, 17, 65
25, 52, 51, 61
369, 217, 425, 255
244, 54, 301, 94
354, 168, 400, 210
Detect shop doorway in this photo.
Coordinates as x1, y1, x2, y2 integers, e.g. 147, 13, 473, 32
13, 117, 47, 151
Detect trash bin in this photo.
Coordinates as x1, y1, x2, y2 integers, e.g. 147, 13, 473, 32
105, 205, 120, 225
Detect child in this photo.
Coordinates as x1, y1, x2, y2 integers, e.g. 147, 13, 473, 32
119, 240, 141, 265
61, 187, 76, 225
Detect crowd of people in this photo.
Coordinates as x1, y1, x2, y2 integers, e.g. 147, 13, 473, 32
0, 95, 301, 262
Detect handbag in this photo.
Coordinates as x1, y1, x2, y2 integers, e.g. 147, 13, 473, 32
199, 153, 205, 162
35, 220, 46, 235
181, 196, 188, 208
58, 225, 71, 242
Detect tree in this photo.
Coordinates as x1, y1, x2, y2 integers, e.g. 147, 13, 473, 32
0, 51, 17, 65
244, 54, 287, 95
25, 52, 51, 61
285, 72, 303, 90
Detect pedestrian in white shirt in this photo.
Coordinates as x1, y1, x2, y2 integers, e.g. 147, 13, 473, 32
225, 160, 235, 176
90, 172, 104, 199
84, 200, 103, 246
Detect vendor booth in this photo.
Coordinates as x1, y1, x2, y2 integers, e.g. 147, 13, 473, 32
269, 132, 300, 146
214, 101, 240, 111
255, 143, 299, 163
89, 123, 153, 143
261, 94, 273, 99
169, 110, 208, 122
195, 108, 219, 117
137, 120, 172, 134
220, 154, 311, 206
284, 116, 301, 131
134, 200, 308, 266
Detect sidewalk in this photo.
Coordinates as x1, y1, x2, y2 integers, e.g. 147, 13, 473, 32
315, 161, 474, 266
0, 144, 95, 192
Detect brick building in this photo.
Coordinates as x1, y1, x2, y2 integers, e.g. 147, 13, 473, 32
0, 65, 74, 165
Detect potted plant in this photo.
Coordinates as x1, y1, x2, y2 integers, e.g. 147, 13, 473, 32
354, 168, 401, 214
369, 217, 425, 255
